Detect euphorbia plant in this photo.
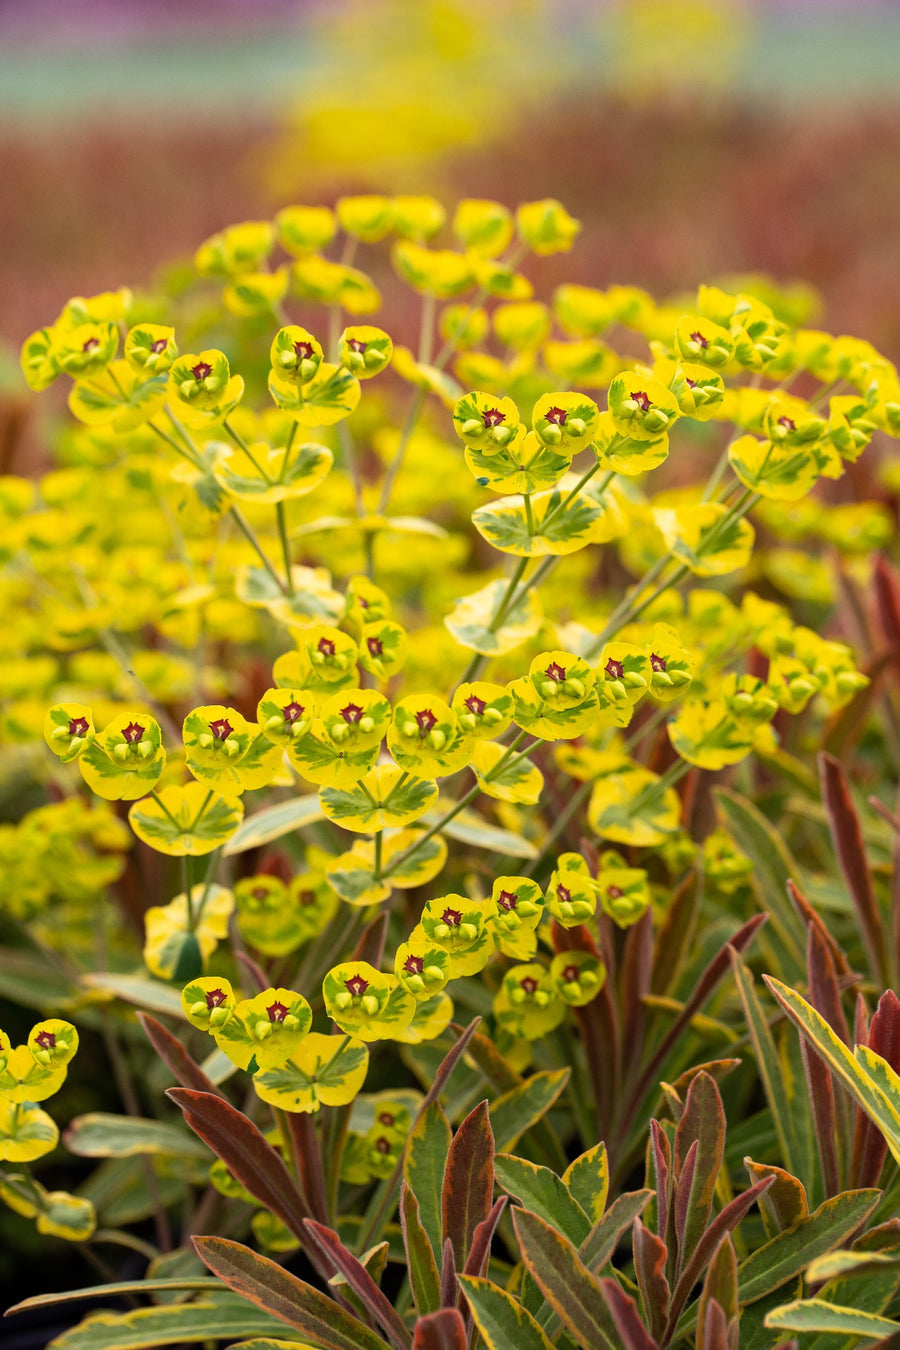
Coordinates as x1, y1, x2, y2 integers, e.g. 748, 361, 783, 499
4, 192, 900, 1347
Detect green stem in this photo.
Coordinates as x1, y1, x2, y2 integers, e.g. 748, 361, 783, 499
223, 418, 273, 482
380, 770, 409, 810
277, 421, 298, 482
377, 387, 426, 514
540, 460, 609, 531
523, 493, 536, 536
379, 732, 532, 880
150, 788, 183, 830
229, 507, 289, 595
373, 830, 383, 881
276, 501, 295, 595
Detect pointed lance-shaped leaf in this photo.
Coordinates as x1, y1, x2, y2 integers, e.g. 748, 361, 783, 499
441, 1101, 495, 1272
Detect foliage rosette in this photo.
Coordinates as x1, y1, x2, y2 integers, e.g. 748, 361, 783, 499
465, 427, 573, 495
210, 437, 332, 504
269, 359, 361, 426
668, 698, 757, 770
445, 579, 542, 656
319, 764, 437, 833
592, 409, 668, 475
653, 501, 755, 577
587, 754, 681, 846
471, 740, 543, 805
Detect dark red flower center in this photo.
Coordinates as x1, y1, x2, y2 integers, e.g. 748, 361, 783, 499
205, 988, 227, 1008
283, 701, 305, 723
318, 637, 336, 657
378, 1111, 396, 1126
252, 887, 269, 901
267, 1001, 290, 1022
545, 405, 568, 425
650, 653, 667, 672
358, 596, 369, 609
481, 408, 505, 427
415, 708, 437, 734
82, 336, 100, 353
404, 954, 425, 974
68, 716, 89, 737
35, 1030, 56, 1049
150, 337, 168, 354
562, 964, 579, 983
375, 1136, 392, 1154
497, 890, 518, 911
520, 976, 538, 995
605, 658, 624, 680
367, 636, 383, 656
209, 718, 233, 741
294, 340, 314, 359
191, 361, 213, 381
341, 703, 364, 724
778, 416, 796, 431
464, 694, 486, 715
347, 338, 367, 354
557, 884, 571, 904
685, 376, 697, 388
607, 885, 624, 899
345, 973, 369, 997
299, 889, 316, 906
545, 661, 566, 682
122, 721, 145, 743
442, 908, 462, 927
632, 390, 651, 413
689, 331, 708, 348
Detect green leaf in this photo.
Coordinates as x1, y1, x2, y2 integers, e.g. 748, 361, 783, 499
400, 1182, 441, 1317
80, 972, 184, 1016
489, 1069, 570, 1153
64, 1114, 210, 1160
730, 950, 812, 1186
405, 1100, 452, 1264
563, 1142, 609, 1225
444, 578, 542, 657
223, 795, 324, 855
737, 1189, 882, 1306
580, 1189, 654, 1273
6, 1280, 222, 1317
421, 808, 537, 859
320, 774, 437, 834
459, 1276, 555, 1350
32, 1294, 311, 1350
764, 1299, 900, 1338
764, 976, 900, 1166
714, 787, 805, 972
0, 947, 77, 1011
301, 1220, 411, 1350
193, 1236, 392, 1350
511, 1207, 619, 1350
494, 1155, 590, 1246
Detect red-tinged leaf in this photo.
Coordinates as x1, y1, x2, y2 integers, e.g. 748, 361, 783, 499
854, 993, 900, 1187
650, 1121, 671, 1249
874, 552, 900, 654
511, 1206, 619, 1350
698, 1297, 731, 1350
698, 1232, 738, 1333
801, 928, 840, 1195
819, 752, 887, 987
411, 1309, 466, 1350
787, 879, 852, 976
352, 912, 388, 968
288, 1111, 329, 1225
192, 1236, 392, 1350
743, 1161, 808, 1235
672, 1140, 698, 1274
462, 1196, 507, 1280
441, 1101, 494, 1271
303, 1220, 412, 1350
666, 1176, 775, 1335
581, 1189, 654, 1273
651, 868, 700, 997
629, 914, 767, 1116
405, 1101, 452, 1266
235, 949, 269, 992
673, 1072, 725, 1274
167, 1090, 311, 1241
622, 909, 653, 1067
400, 1182, 441, 1317
667, 1059, 741, 1101
461, 1031, 565, 1172
806, 914, 852, 1047
598, 1277, 660, 1350
138, 1012, 227, 1097
494, 1154, 590, 1247
458, 1275, 556, 1350
440, 1239, 458, 1312
633, 1221, 669, 1342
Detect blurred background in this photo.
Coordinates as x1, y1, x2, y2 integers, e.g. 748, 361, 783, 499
2, 0, 900, 440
